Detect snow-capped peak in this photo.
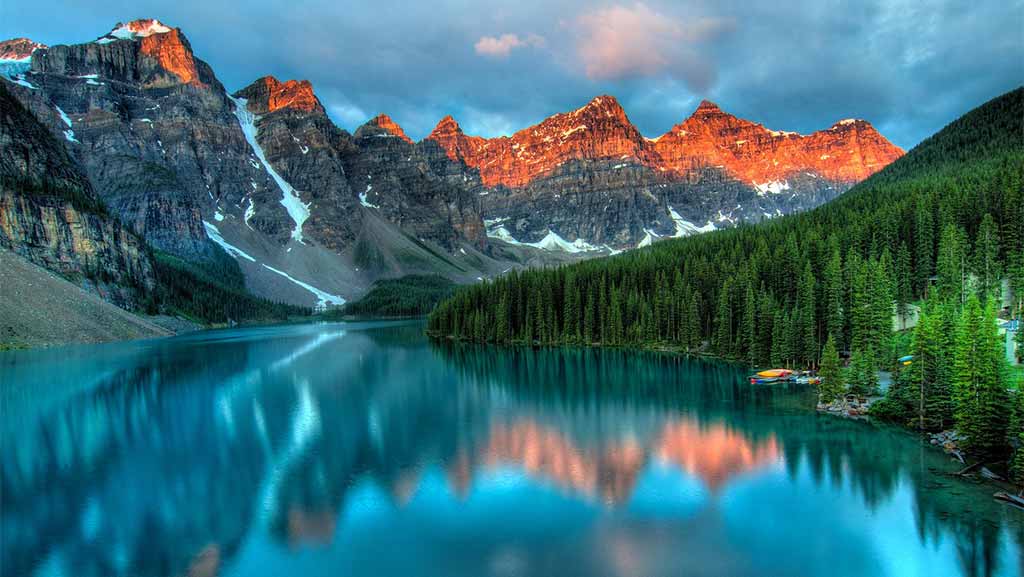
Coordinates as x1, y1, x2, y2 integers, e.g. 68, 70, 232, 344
97, 19, 173, 43
0, 38, 46, 62
830, 118, 862, 129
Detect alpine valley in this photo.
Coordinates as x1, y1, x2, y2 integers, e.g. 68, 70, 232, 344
1, 19, 902, 327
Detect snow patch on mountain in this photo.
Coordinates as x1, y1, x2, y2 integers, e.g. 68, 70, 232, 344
0, 58, 30, 80
359, 184, 379, 209
484, 218, 602, 253
204, 221, 256, 262
531, 230, 602, 253
668, 206, 717, 237
204, 220, 344, 309
754, 180, 791, 196
261, 264, 345, 309
637, 229, 660, 248
54, 105, 79, 143
0, 56, 37, 89
103, 20, 172, 42
230, 95, 310, 243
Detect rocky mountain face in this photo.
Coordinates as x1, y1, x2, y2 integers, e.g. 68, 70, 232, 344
0, 20, 503, 308
0, 38, 45, 60
427, 96, 904, 249
0, 18, 904, 309
229, 78, 490, 274
0, 83, 154, 308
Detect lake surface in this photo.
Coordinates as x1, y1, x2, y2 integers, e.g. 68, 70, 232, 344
2, 321, 1022, 577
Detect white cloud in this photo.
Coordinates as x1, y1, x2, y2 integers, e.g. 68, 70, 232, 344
574, 3, 732, 90
474, 33, 545, 58
328, 101, 368, 128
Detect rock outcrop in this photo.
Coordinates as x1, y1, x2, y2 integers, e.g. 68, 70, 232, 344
0, 38, 46, 61
0, 83, 155, 309
426, 96, 903, 248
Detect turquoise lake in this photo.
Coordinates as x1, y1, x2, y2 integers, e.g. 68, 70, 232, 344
2, 321, 1021, 577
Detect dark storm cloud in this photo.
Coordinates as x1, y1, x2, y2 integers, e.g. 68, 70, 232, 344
3, 0, 1021, 148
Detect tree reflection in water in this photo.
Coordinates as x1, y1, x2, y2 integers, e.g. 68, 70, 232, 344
1, 322, 1021, 577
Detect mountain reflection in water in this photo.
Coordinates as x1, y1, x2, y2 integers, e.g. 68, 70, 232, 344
1, 321, 1021, 577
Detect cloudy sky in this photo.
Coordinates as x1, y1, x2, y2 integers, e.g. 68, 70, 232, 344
5, 0, 1022, 148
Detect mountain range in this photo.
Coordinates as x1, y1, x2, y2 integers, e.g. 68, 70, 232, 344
0, 19, 904, 312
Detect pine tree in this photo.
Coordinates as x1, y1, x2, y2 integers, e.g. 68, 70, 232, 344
914, 198, 934, 296
818, 334, 844, 403
1009, 389, 1024, 486
937, 223, 968, 306
894, 242, 913, 330
687, 291, 702, 351
973, 213, 1002, 301
905, 299, 954, 430
823, 248, 844, 346
846, 348, 878, 397
952, 296, 1011, 457
743, 284, 758, 366
869, 255, 894, 364
714, 276, 734, 356
796, 263, 818, 367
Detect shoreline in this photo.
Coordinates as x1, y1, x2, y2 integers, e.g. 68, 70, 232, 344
430, 332, 1024, 501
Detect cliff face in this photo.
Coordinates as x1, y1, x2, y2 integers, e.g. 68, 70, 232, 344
428, 96, 649, 189
0, 38, 45, 60
233, 76, 486, 256
428, 96, 903, 191
426, 96, 903, 248
9, 20, 257, 262
346, 113, 486, 250
0, 83, 154, 308
232, 76, 360, 249
651, 100, 903, 186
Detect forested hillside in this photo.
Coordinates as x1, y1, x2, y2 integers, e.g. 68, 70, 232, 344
323, 274, 455, 319
151, 252, 311, 324
429, 88, 1023, 367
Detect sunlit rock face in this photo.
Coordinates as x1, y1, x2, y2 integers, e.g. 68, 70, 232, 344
37, 19, 205, 88
232, 76, 360, 248
427, 97, 903, 249
428, 96, 902, 191
366, 113, 413, 143
0, 37, 45, 60
7, 19, 255, 263
429, 96, 650, 189
236, 76, 323, 115
652, 100, 904, 186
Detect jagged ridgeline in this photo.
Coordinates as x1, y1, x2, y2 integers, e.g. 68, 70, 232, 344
0, 82, 309, 326
428, 87, 1024, 362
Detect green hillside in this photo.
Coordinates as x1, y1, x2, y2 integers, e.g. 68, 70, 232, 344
323, 274, 456, 319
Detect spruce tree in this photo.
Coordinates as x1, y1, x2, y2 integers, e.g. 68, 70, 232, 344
973, 213, 1002, 301
797, 263, 818, 367
914, 198, 934, 296
823, 248, 844, 346
744, 284, 758, 366
937, 223, 968, 306
818, 335, 845, 403
847, 348, 878, 397
894, 242, 913, 330
687, 291, 702, 351
952, 296, 1011, 457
